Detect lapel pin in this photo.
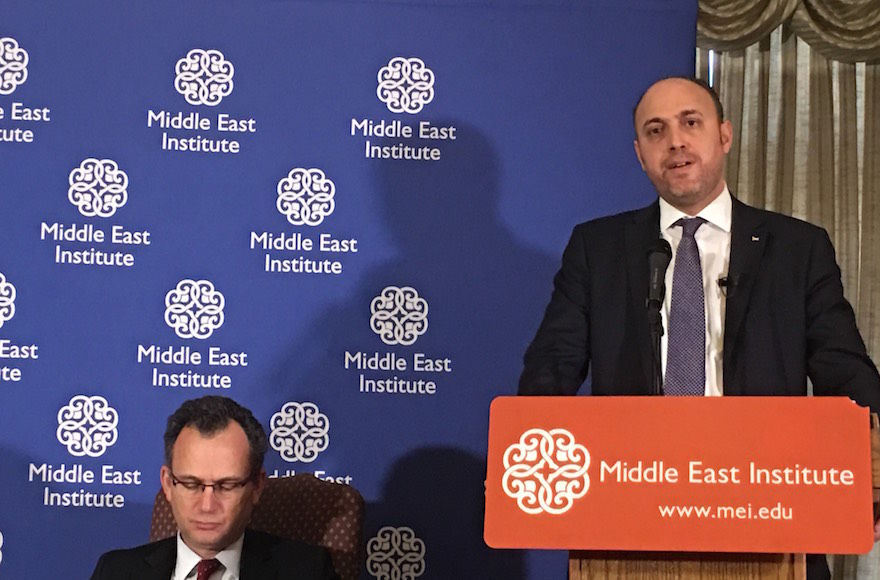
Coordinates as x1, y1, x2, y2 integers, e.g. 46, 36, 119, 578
751, 235, 760, 242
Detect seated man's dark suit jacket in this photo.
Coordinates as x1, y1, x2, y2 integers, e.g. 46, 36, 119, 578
519, 196, 880, 411
89, 528, 339, 580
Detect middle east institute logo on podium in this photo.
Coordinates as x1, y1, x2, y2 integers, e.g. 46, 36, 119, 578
487, 398, 876, 553
68, 158, 129, 218
502, 428, 590, 515
174, 48, 234, 106
370, 286, 428, 346
269, 402, 330, 464
164, 279, 225, 340
56, 395, 119, 458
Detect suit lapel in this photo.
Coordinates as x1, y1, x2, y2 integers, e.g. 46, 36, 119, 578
624, 201, 661, 392
723, 197, 769, 393
240, 530, 274, 580
143, 537, 177, 580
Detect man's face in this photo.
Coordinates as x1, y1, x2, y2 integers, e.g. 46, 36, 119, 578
633, 78, 732, 215
160, 421, 265, 558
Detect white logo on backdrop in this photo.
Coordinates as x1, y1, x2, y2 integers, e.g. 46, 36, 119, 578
366, 526, 426, 580
56, 395, 119, 458
370, 286, 428, 346
0, 273, 16, 329
68, 158, 129, 218
0, 37, 28, 95
276, 168, 336, 226
269, 402, 329, 463
502, 428, 590, 515
376, 57, 434, 114
164, 279, 225, 340
174, 49, 234, 106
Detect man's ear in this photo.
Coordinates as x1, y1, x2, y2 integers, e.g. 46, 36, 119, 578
633, 139, 646, 171
160, 465, 173, 503
720, 119, 733, 153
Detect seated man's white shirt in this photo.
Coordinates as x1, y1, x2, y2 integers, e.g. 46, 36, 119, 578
172, 533, 243, 580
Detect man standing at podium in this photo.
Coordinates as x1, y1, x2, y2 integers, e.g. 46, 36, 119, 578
517, 76, 880, 578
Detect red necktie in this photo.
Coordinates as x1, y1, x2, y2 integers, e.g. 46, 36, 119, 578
196, 558, 222, 580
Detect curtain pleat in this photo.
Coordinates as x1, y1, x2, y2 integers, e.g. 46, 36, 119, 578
835, 63, 860, 299
700, 0, 880, 61
698, 0, 800, 50
779, 25, 800, 218
791, 0, 880, 63
805, 47, 836, 230
859, 65, 880, 355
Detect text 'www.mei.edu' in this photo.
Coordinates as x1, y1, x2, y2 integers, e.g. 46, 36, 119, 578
658, 503, 793, 520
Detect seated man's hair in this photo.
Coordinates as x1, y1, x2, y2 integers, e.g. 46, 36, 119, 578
164, 395, 268, 476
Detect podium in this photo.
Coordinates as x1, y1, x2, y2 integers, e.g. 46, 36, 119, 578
484, 397, 880, 579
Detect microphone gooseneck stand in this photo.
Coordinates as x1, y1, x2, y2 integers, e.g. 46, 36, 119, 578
647, 238, 672, 396
648, 300, 664, 396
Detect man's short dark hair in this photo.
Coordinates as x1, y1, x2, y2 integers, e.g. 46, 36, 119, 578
164, 395, 268, 476
632, 76, 725, 132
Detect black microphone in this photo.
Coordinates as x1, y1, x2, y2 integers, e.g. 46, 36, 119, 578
647, 238, 672, 309
647, 238, 672, 396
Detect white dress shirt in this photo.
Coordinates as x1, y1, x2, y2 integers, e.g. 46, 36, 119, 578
172, 533, 243, 580
658, 185, 732, 396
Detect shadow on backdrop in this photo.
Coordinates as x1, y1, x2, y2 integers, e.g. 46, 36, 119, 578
264, 121, 557, 398
259, 123, 558, 578
366, 446, 525, 579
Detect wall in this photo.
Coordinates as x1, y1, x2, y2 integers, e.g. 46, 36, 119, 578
0, 1, 696, 577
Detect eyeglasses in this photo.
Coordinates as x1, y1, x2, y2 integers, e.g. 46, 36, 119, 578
169, 470, 254, 497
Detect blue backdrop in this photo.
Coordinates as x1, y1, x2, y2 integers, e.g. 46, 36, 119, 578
0, 1, 696, 577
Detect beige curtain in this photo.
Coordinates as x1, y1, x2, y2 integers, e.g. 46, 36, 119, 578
697, 1, 880, 578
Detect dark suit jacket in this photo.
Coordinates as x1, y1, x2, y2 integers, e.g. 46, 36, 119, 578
90, 529, 339, 580
519, 197, 880, 411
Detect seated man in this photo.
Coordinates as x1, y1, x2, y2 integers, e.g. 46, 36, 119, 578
91, 395, 338, 580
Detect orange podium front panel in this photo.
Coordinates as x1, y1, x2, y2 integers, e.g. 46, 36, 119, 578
484, 396, 873, 555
